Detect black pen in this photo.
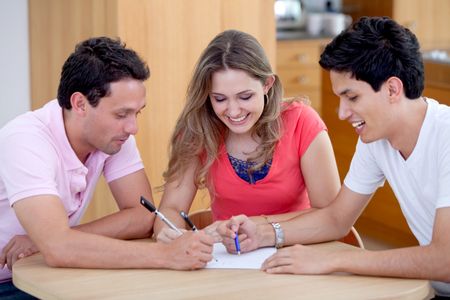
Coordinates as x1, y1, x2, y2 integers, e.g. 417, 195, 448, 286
180, 211, 198, 231
180, 211, 218, 262
140, 196, 182, 234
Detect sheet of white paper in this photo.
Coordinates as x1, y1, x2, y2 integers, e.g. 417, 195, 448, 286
206, 243, 276, 269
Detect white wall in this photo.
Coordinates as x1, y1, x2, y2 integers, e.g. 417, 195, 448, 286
0, 0, 30, 127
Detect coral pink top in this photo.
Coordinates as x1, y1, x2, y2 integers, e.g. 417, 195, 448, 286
208, 102, 327, 220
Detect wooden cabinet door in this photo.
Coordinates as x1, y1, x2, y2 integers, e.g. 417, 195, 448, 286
29, 0, 276, 222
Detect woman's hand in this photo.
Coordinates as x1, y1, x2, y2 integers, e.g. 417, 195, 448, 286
217, 215, 259, 254
202, 220, 224, 243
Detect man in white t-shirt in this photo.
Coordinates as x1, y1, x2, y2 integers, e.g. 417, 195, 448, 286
0, 37, 213, 299
218, 17, 450, 297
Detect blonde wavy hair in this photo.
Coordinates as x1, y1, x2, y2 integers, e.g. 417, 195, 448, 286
163, 30, 285, 188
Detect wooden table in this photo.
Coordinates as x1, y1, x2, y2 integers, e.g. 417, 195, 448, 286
12, 242, 431, 300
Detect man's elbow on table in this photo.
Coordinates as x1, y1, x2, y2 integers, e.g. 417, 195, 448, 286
37, 229, 92, 268
40, 247, 69, 268
38, 237, 77, 268
325, 210, 354, 242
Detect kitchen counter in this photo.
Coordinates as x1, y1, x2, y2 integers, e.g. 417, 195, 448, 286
423, 49, 450, 65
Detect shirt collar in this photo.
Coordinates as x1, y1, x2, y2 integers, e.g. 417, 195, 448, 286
46, 100, 88, 171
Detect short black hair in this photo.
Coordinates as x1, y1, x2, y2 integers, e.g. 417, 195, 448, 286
319, 16, 424, 99
57, 37, 150, 109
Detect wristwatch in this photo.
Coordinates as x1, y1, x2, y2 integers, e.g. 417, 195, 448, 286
270, 222, 285, 249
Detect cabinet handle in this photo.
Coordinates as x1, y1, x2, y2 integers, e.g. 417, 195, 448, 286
297, 54, 308, 63
297, 75, 309, 84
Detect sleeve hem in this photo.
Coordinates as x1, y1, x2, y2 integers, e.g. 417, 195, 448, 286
105, 163, 144, 183
9, 189, 60, 206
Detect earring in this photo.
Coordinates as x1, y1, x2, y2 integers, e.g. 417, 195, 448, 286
264, 94, 268, 105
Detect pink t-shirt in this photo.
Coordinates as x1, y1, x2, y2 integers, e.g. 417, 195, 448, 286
209, 102, 326, 220
0, 100, 144, 282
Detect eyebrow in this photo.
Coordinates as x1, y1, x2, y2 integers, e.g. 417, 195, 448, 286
338, 89, 351, 96
211, 90, 253, 96
115, 104, 146, 113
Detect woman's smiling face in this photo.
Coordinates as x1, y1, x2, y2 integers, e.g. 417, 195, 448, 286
209, 68, 270, 137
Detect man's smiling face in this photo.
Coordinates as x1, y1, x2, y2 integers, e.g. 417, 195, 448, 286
330, 70, 394, 144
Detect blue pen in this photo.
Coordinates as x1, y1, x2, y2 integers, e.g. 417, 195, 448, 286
234, 233, 241, 255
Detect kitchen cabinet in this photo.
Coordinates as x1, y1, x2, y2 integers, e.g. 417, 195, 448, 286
343, 0, 450, 50
276, 39, 330, 114
321, 69, 418, 247
424, 61, 450, 104
29, 0, 276, 222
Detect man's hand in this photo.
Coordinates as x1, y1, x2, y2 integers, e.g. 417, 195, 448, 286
261, 244, 338, 274
217, 215, 259, 254
0, 235, 39, 270
164, 231, 214, 270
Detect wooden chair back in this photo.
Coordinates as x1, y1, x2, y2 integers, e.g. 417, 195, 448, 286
188, 209, 214, 230
340, 226, 365, 248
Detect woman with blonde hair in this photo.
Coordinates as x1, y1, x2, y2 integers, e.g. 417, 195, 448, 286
155, 30, 340, 246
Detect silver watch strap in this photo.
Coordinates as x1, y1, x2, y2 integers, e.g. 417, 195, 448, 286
271, 222, 285, 249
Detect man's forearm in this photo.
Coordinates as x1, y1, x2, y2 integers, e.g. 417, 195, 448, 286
39, 229, 213, 271
284, 208, 350, 246
333, 245, 450, 282
75, 207, 154, 239
42, 230, 167, 269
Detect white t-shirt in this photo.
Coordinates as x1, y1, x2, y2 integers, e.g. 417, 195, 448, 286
0, 100, 144, 282
344, 98, 450, 295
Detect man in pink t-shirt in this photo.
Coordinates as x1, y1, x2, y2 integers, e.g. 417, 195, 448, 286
0, 37, 213, 298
